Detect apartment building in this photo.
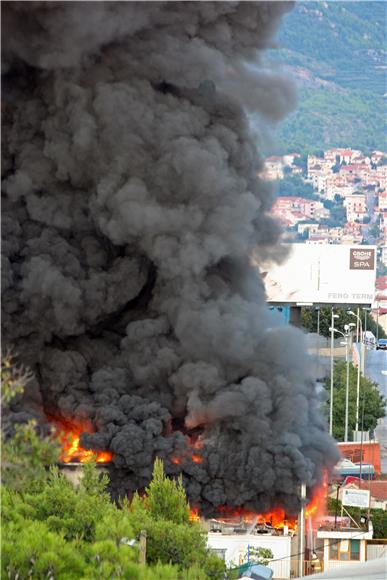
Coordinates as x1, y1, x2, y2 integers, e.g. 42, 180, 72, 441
344, 193, 367, 223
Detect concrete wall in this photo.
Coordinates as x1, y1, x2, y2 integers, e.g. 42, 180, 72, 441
207, 533, 292, 579
367, 541, 387, 561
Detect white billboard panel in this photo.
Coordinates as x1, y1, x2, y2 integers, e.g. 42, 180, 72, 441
342, 488, 370, 508
260, 244, 376, 305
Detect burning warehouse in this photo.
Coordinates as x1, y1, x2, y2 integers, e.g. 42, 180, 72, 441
2, 1, 339, 518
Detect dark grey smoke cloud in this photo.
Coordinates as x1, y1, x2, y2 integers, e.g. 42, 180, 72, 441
2, 1, 338, 514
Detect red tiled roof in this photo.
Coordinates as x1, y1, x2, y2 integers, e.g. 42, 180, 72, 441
343, 479, 387, 501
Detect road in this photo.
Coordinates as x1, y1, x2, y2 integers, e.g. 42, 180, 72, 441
363, 347, 387, 472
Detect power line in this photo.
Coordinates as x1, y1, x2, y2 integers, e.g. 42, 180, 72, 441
268, 527, 371, 564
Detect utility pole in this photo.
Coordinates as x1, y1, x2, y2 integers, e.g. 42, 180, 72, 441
348, 309, 363, 435
298, 483, 306, 578
139, 530, 147, 565
316, 306, 321, 376
329, 309, 339, 436
344, 324, 355, 442
331, 323, 354, 442
345, 339, 350, 442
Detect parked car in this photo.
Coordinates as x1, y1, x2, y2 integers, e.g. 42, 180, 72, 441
376, 338, 387, 350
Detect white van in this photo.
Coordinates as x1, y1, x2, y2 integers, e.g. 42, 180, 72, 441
362, 330, 376, 349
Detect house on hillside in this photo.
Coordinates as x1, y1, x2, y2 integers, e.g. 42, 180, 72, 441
261, 156, 284, 181
377, 191, 387, 213
344, 193, 367, 223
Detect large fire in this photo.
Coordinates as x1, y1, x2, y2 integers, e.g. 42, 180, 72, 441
182, 436, 327, 528
56, 421, 113, 464
189, 476, 328, 530
171, 435, 204, 466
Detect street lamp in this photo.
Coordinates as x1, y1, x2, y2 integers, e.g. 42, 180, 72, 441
329, 323, 355, 442
315, 306, 321, 375
344, 323, 356, 442
329, 310, 340, 436
348, 310, 363, 433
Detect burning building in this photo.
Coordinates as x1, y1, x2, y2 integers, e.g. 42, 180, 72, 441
2, 1, 339, 516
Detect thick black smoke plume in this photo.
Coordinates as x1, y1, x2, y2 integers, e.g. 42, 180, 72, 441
2, 1, 339, 515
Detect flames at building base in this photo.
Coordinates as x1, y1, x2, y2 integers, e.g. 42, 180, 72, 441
189, 477, 327, 532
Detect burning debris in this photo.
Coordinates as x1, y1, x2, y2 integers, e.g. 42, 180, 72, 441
2, 1, 339, 515
56, 420, 113, 464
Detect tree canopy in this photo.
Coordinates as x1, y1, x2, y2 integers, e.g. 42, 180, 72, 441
323, 361, 386, 441
1, 357, 226, 579
301, 307, 386, 340
274, 174, 318, 200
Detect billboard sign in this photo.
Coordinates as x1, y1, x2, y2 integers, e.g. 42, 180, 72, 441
259, 244, 376, 305
342, 488, 370, 509
349, 247, 375, 271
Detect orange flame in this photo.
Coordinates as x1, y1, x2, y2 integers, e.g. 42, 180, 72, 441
189, 507, 200, 522
197, 479, 327, 530
170, 435, 204, 466
58, 422, 112, 464
215, 505, 299, 530
306, 475, 328, 520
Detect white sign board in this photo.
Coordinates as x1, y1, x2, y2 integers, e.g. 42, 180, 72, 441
342, 488, 370, 508
260, 244, 376, 305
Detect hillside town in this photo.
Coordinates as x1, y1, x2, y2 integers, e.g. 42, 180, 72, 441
262, 148, 387, 270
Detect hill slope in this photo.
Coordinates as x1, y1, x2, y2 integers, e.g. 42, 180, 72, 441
271, 1, 387, 153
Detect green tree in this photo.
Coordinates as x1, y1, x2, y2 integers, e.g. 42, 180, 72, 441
130, 459, 226, 578
242, 546, 273, 565
2, 358, 223, 579
275, 174, 318, 200
292, 154, 307, 173
301, 307, 386, 339
1, 355, 60, 491
323, 361, 386, 441
2, 463, 205, 579
145, 457, 190, 525
369, 223, 380, 239
321, 203, 346, 227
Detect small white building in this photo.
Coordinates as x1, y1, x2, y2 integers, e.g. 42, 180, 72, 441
207, 532, 295, 579
317, 522, 373, 574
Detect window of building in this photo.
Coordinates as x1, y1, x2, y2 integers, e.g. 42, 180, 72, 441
329, 540, 361, 561
329, 542, 338, 560
350, 540, 360, 561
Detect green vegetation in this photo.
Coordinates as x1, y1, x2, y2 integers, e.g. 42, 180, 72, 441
320, 201, 346, 228
2, 460, 225, 579
269, 2, 387, 153
274, 174, 317, 199
277, 2, 386, 93
301, 307, 387, 340
323, 361, 385, 442
1, 355, 61, 492
226, 547, 274, 580
277, 88, 386, 155
327, 498, 387, 540
1, 357, 226, 579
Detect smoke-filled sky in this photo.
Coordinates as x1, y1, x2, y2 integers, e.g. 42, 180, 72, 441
2, 1, 339, 514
